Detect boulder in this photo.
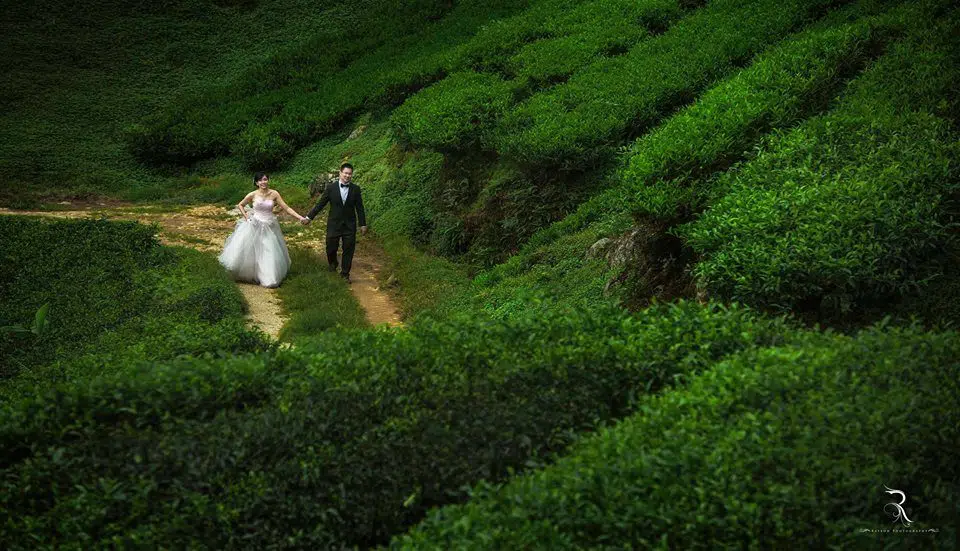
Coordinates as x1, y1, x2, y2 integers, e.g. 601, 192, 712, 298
593, 219, 696, 307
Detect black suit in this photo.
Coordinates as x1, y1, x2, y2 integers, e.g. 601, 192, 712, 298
307, 180, 367, 277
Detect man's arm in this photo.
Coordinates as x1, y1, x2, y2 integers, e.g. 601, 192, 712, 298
306, 185, 331, 221
355, 186, 367, 234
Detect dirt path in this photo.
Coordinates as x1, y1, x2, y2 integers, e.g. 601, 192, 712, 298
277, 225, 404, 328
352, 239, 403, 327
1, 201, 403, 334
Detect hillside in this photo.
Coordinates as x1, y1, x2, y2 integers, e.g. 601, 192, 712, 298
2, 0, 959, 548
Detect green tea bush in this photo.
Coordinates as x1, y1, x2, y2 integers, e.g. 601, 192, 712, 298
485, 2, 902, 299
444, 0, 586, 73
0, 217, 161, 377
627, 15, 894, 219
521, 9, 893, 253
129, 87, 291, 165
683, 111, 959, 318
393, 322, 960, 549
134, 1, 532, 168
493, 0, 844, 165
134, 0, 693, 167
540, 0, 687, 36
680, 21, 960, 319
396, 0, 688, 152
507, 0, 686, 84
0, 301, 796, 549
392, 72, 516, 150
0, 217, 268, 387
508, 27, 650, 85
127, 1, 457, 164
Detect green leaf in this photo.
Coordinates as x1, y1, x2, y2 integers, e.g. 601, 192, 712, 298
32, 303, 51, 336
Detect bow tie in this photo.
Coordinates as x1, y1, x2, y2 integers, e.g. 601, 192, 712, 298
340, 183, 349, 188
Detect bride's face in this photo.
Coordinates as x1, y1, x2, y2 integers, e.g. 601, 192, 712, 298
256, 176, 269, 190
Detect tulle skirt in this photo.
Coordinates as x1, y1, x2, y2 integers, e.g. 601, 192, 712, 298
218, 215, 291, 288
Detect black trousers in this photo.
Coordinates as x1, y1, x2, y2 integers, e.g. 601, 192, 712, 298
326, 232, 356, 276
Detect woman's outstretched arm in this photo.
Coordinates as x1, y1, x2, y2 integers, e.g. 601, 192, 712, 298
274, 191, 306, 222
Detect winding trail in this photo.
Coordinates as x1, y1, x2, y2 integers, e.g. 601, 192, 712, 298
1, 202, 403, 336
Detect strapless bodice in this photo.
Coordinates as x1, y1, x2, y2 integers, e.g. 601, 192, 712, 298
253, 198, 274, 213
251, 199, 276, 222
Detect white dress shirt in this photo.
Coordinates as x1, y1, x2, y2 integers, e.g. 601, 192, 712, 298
339, 180, 349, 204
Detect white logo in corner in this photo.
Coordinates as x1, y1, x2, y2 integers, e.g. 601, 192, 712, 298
883, 485, 914, 527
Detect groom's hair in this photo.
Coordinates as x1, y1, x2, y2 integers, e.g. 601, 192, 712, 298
253, 171, 268, 184
340, 163, 354, 172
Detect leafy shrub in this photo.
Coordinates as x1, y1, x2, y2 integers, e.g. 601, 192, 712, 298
508, 27, 650, 85
627, 14, 893, 219
132, 0, 693, 167
515, 2, 902, 251
0, 217, 267, 388
392, 72, 516, 150
507, 0, 686, 84
444, 0, 585, 73
133, 1, 532, 168
0, 301, 796, 549
469, 5, 902, 313
393, 322, 960, 549
683, 111, 959, 318
395, 0, 688, 153
679, 21, 960, 319
493, 0, 844, 165
0, 217, 162, 377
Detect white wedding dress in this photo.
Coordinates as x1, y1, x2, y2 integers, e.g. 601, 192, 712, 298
218, 197, 291, 288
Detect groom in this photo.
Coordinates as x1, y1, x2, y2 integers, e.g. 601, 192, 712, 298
302, 163, 367, 282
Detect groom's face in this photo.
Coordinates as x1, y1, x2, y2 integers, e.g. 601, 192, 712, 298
340, 167, 353, 183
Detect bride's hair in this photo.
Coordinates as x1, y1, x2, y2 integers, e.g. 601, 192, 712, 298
253, 172, 269, 185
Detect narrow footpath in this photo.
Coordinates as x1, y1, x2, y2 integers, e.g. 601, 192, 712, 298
1, 202, 403, 337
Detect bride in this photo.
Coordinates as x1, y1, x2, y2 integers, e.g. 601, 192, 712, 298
219, 172, 307, 288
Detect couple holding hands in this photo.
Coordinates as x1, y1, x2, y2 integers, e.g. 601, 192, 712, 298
218, 163, 366, 288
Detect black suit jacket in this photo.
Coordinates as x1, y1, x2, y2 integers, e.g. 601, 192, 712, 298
307, 181, 366, 237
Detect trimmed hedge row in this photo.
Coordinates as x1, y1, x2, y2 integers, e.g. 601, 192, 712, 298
392, 0, 687, 152
391, 71, 517, 150
127, 0, 456, 165
494, 2, 898, 282
393, 323, 960, 549
627, 14, 894, 219
131, 1, 532, 167
447, 0, 585, 73
136, 0, 691, 167
0, 301, 796, 549
507, 25, 650, 85
679, 18, 960, 318
507, 0, 687, 84
492, 0, 845, 164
